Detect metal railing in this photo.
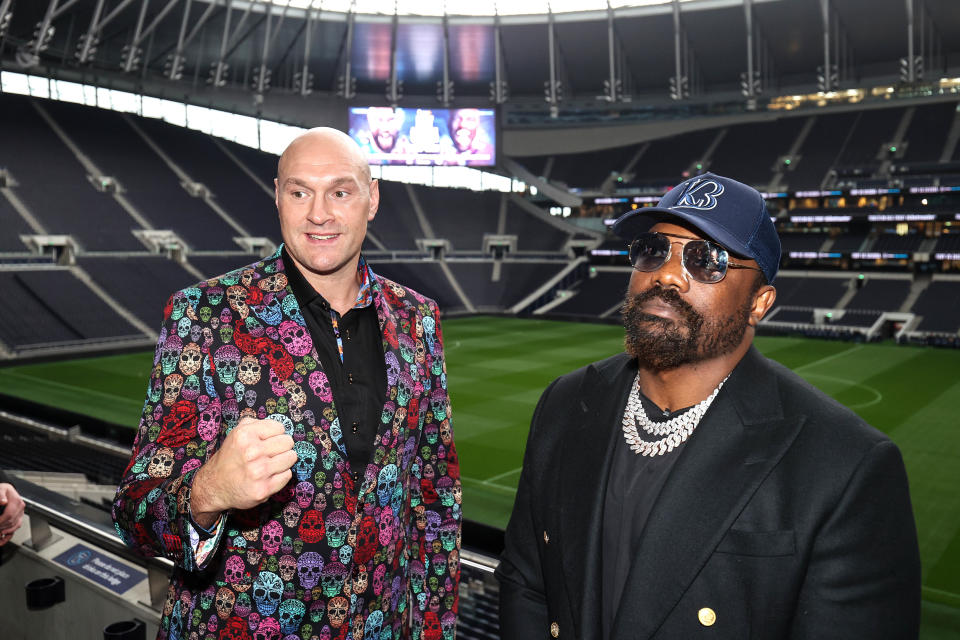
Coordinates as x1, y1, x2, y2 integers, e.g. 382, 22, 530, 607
17, 476, 173, 610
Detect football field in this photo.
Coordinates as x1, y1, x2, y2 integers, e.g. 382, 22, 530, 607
1, 315, 959, 635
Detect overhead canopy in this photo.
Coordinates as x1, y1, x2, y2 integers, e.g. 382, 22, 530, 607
1, 0, 957, 113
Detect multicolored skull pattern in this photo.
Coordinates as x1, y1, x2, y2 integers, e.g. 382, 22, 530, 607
112, 250, 460, 639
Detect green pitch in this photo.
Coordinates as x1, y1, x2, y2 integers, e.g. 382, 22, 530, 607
1, 316, 958, 635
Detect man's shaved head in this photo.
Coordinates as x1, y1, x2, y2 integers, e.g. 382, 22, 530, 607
277, 127, 371, 183
273, 125, 379, 295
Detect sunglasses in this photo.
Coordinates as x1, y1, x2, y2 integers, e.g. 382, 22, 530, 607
628, 231, 763, 284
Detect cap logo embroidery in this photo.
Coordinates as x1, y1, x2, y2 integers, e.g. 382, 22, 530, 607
673, 179, 724, 211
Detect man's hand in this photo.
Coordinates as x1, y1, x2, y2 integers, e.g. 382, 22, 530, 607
0, 482, 25, 545
191, 418, 297, 528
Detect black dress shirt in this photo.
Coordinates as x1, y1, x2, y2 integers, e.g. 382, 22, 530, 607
282, 248, 387, 485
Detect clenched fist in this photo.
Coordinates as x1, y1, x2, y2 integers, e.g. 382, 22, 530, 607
191, 417, 297, 528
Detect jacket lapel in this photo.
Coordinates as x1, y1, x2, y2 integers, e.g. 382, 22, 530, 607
254, 250, 351, 459
611, 348, 804, 639
370, 272, 410, 430
558, 355, 636, 640
263, 254, 407, 465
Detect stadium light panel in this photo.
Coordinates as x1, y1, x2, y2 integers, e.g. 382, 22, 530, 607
260, 0, 692, 17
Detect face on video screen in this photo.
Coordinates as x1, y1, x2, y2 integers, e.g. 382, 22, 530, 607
349, 107, 495, 167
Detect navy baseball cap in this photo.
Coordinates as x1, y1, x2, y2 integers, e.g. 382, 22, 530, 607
612, 172, 781, 284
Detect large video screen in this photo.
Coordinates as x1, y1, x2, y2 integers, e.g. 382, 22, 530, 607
348, 107, 496, 167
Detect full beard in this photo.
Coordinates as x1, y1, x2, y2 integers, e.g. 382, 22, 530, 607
376, 131, 397, 152
622, 287, 751, 372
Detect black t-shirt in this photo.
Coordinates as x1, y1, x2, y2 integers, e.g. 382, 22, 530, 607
601, 391, 694, 637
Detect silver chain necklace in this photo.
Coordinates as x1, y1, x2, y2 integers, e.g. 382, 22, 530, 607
621, 373, 729, 457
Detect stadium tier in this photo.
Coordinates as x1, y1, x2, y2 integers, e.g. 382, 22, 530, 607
4, 91, 960, 357
414, 187, 502, 251
132, 116, 281, 243
37, 98, 241, 250
829, 231, 869, 253
835, 310, 883, 327
76, 255, 200, 329
0, 421, 128, 486
366, 180, 423, 250
770, 275, 850, 309
446, 261, 568, 310
872, 231, 926, 253
551, 270, 628, 317
779, 232, 829, 253
547, 143, 640, 189
900, 102, 960, 164
216, 138, 282, 192
367, 260, 463, 312
511, 98, 960, 193
185, 254, 262, 282
626, 129, 719, 190
0, 194, 35, 252
0, 95, 144, 251
785, 111, 860, 191
0, 269, 144, 349
845, 278, 912, 312
911, 280, 960, 334
834, 106, 907, 175
708, 118, 807, 188
770, 308, 815, 324
502, 198, 575, 252
933, 233, 960, 254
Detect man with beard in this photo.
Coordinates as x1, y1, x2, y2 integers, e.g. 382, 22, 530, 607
496, 173, 920, 640
364, 107, 409, 158
445, 109, 493, 163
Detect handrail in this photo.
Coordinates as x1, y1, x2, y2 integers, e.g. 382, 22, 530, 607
16, 476, 502, 591
16, 476, 173, 608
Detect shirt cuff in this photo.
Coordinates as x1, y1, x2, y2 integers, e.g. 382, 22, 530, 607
189, 511, 222, 539
187, 513, 226, 569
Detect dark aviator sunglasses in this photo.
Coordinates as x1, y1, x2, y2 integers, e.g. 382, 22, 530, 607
628, 231, 763, 284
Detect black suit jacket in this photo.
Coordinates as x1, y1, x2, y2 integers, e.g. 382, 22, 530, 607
497, 347, 920, 639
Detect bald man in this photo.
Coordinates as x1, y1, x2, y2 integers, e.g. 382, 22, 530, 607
113, 128, 461, 640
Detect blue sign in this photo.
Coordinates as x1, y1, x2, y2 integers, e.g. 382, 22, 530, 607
53, 543, 146, 595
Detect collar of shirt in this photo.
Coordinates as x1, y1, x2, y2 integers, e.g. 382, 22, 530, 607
280, 245, 375, 312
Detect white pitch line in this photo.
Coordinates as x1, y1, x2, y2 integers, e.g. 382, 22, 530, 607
483, 467, 522, 484
460, 475, 518, 493
800, 372, 885, 409
0, 370, 143, 408
794, 345, 864, 372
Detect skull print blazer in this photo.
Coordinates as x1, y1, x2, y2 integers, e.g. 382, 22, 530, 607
113, 246, 461, 640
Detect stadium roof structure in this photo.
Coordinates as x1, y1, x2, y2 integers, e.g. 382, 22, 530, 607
1, 0, 959, 127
